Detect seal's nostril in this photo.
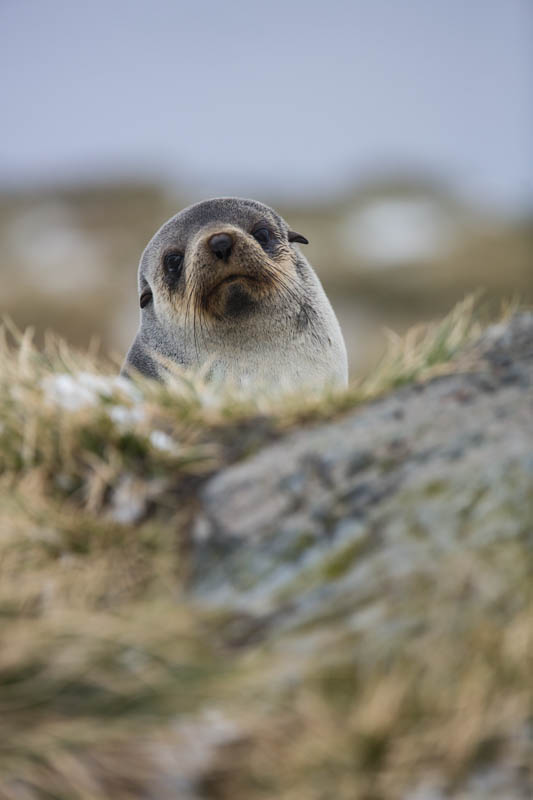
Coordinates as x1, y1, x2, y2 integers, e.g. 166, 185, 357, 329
209, 233, 233, 263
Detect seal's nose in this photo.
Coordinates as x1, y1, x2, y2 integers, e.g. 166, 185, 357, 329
209, 233, 233, 263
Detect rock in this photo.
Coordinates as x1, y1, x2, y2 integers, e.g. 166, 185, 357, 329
191, 313, 532, 619
181, 313, 533, 797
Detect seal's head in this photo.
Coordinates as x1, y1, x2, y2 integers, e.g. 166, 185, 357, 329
123, 198, 348, 393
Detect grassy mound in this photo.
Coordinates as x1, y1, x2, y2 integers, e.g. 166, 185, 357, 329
0, 297, 530, 800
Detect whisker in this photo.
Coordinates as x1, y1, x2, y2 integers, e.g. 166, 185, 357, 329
264, 263, 307, 310
192, 274, 210, 358
183, 280, 197, 357
263, 262, 317, 334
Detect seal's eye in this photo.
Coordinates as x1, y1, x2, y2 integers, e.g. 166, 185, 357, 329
253, 227, 270, 248
163, 252, 184, 277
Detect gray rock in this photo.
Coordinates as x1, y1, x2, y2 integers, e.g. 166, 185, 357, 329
180, 313, 533, 798
191, 313, 532, 619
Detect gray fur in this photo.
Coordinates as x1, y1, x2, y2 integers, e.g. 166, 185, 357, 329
122, 198, 348, 393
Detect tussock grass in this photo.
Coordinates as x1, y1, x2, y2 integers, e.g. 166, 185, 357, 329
0, 294, 489, 503
0, 295, 528, 799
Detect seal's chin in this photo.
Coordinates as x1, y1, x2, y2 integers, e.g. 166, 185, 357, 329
203, 275, 260, 318
223, 281, 258, 318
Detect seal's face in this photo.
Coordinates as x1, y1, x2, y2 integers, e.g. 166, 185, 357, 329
139, 198, 308, 331
124, 196, 348, 391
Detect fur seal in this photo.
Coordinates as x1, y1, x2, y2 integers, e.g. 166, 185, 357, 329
123, 198, 348, 393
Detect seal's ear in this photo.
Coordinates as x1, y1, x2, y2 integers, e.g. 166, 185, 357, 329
288, 230, 309, 245
140, 287, 153, 309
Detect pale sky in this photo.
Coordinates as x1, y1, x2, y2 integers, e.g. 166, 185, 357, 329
1, 0, 531, 212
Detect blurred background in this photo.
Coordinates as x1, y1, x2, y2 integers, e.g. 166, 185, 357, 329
1, 0, 532, 374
